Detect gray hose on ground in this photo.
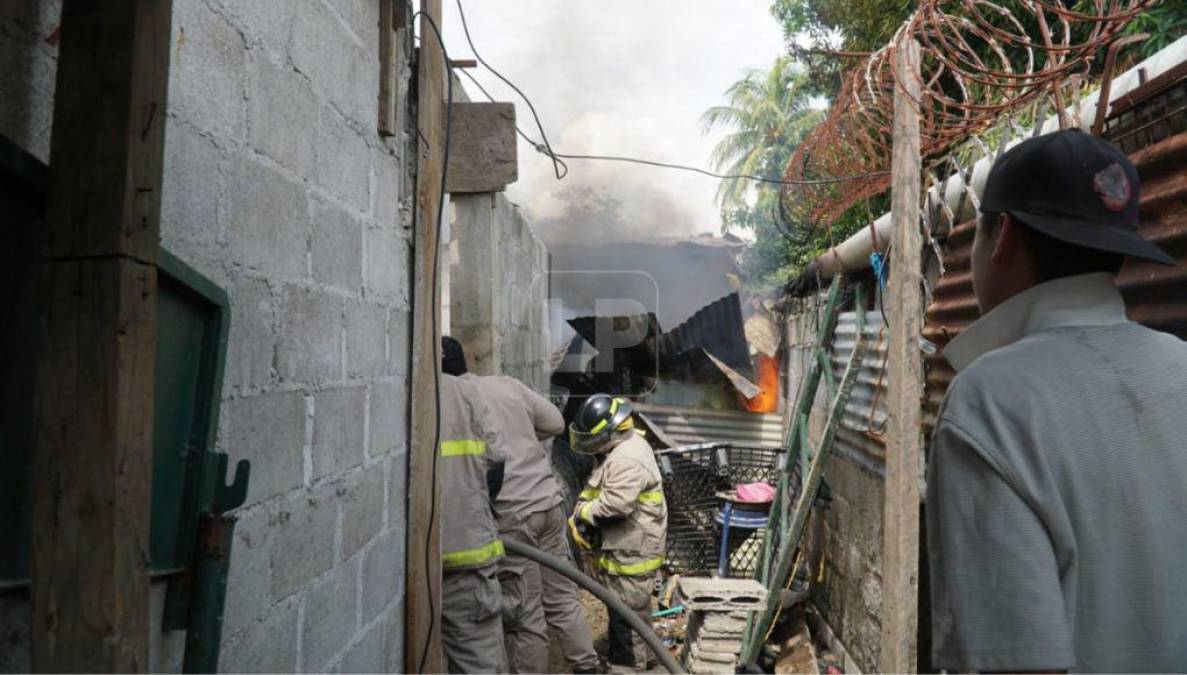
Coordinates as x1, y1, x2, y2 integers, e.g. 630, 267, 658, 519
501, 539, 684, 674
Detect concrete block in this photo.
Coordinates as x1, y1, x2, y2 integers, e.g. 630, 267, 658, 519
302, 556, 361, 672
161, 117, 225, 251
250, 57, 318, 178
689, 643, 739, 665
222, 505, 274, 637
368, 377, 407, 458
313, 386, 366, 479
387, 308, 411, 377
227, 156, 308, 279
700, 612, 749, 635
170, 0, 247, 141
383, 601, 404, 674
0, 596, 30, 673
149, 582, 186, 673
316, 106, 371, 212
373, 148, 405, 229
269, 485, 338, 600
388, 448, 407, 534
361, 528, 402, 624
278, 286, 342, 384
313, 200, 364, 293
291, 0, 374, 126
690, 637, 741, 655
0, 25, 57, 163
217, 0, 294, 56
219, 598, 299, 673
225, 276, 276, 392
364, 225, 410, 302
339, 466, 385, 561
329, 0, 379, 48
687, 657, 735, 674
677, 577, 768, 611
224, 391, 305, 506
346, 300, 386, 378
337, 617, 385, 674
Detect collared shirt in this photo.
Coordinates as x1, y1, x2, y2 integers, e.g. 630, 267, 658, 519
461, 373, 567, 521
439, 374, 507, 570
927, 273, 1187, 673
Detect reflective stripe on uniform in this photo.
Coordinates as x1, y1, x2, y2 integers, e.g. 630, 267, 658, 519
578, 488, 663, 505
442, 538, 504, 568
595, 555, 664, 576
441, 439, 486, 456
636, 490, 664, 505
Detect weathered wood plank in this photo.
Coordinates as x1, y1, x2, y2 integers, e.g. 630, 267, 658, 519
444, 102, 517, 193
31, 0, 172, 670
378, 0, 406, 137
880, 37, 923, 675
406, 0, 447, 672
32, 257, 158, 672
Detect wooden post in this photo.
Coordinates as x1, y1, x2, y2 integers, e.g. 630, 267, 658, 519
406, 0, 447, 671
31, 0, 173, 671
880, 37, 923, 674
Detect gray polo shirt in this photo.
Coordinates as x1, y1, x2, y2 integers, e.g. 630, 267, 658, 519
927, 273, 1187, 672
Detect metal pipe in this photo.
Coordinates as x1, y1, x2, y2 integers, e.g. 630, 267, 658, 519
795, 35, 1187, 287
500, 539, 684, 674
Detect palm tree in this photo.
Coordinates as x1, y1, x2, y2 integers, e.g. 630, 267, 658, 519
701, 57, 824, 214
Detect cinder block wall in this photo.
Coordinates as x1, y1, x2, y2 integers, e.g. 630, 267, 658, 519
0, 1, 416, 672
450, 192, 551, 392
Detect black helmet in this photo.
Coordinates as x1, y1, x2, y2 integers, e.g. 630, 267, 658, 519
569, 394, 634, 454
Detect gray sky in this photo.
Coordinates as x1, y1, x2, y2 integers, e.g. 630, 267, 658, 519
440, 2, 787, 243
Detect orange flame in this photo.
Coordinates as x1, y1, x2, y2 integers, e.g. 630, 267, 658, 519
743, 354, 780, 413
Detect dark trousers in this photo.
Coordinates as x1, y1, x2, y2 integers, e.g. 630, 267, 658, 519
606, 603, 638, 667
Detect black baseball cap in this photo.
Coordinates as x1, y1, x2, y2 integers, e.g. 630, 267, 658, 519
980, 128, 1175, 265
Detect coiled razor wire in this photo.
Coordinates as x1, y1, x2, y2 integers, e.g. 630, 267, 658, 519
781, 0, 1157, 232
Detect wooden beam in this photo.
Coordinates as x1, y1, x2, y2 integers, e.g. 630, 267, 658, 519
444, 102, 517, 193
406, 0, 446, 672
880, 37, 923, 675
31, 0, 173, 671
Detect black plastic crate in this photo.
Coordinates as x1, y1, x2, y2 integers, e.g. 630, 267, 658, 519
657, 442, 785, 578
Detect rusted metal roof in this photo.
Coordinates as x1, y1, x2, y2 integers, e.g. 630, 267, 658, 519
922, 129, 1187, 434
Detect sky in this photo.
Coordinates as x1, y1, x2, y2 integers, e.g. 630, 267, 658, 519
440, 1, 788, 244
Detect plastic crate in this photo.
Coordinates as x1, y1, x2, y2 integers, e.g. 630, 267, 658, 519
657, 442, 785, 578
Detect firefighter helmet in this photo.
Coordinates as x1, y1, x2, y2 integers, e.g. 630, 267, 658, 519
569, 394, 634, 454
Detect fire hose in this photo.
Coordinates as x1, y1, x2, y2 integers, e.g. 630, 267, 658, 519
500, 539, 684, 674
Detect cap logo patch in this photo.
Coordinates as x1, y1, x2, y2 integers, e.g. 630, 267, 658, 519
1093, 162, 1131, 212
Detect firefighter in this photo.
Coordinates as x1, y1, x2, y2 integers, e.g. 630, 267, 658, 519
438, 371, 508, 673
569, 394, 668, 671
441, 337, 600, 674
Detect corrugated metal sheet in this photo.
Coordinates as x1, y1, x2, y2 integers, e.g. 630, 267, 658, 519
634, 402, 784, 448
659, 292, 752, 376
829, 310, 889, 461
923, 130, 1187, 433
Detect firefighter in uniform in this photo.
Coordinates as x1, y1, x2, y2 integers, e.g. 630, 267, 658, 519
442, 337, 600, 673
439, 372, 508, 673
569, 394, 668, 671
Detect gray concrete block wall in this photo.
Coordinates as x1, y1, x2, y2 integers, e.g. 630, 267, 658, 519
450, 192, 551, 392
0, 0, 416, 671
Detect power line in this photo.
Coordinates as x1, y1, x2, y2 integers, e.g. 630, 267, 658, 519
452, 0, 891, 188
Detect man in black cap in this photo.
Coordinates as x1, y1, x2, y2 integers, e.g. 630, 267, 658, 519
927, 129, 1187, 672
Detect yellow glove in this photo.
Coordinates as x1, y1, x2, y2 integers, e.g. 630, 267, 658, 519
568, 513, 594, 550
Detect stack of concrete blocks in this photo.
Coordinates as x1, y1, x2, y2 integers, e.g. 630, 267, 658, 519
677, 578, 768, 674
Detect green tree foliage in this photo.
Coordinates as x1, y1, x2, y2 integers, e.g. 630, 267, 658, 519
701, 57, 829, 285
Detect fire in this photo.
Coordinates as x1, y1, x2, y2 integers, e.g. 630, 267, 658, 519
743, 353, 780, 413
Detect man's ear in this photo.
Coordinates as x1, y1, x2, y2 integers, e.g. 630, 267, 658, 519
990, 212, 1019, 263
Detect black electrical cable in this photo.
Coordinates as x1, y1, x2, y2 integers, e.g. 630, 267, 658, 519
453, 0, 891, 188
409, 10, 453, 674
454, 0, 568, 180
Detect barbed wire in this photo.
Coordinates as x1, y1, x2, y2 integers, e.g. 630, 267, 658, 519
781, 0, 1157, 231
